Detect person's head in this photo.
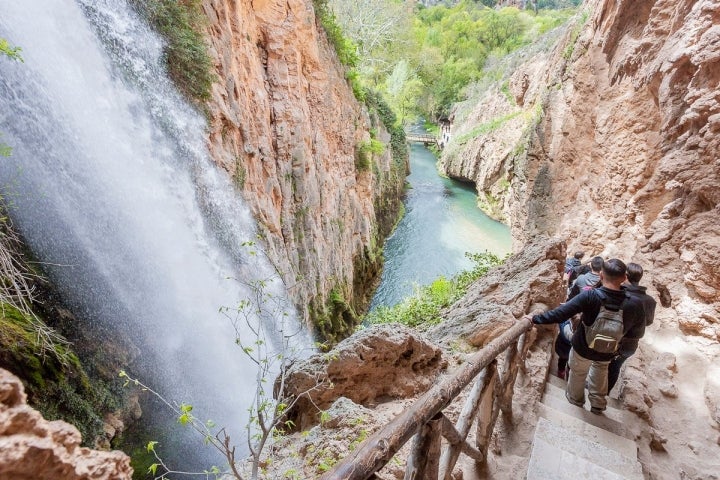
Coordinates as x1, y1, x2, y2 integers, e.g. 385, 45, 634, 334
601, 258, 627, 289
573, 251, 585, 260
626, 262, 644, 285
590, 256, 604, 273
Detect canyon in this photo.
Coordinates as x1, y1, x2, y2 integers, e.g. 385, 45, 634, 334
1, 0, 718, 478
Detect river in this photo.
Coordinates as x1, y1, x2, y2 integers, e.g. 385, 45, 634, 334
370, 140, 512, 310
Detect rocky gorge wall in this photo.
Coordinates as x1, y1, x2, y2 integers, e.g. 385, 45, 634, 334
441, 0, 720, 477
201, 0, 406, 341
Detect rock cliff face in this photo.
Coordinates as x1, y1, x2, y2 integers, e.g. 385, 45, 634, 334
441, 0, 720, 477
202, 0, 406, 341
0, 368, 132, 480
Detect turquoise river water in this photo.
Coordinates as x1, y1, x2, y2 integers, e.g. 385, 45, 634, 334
370, 140, 512, 309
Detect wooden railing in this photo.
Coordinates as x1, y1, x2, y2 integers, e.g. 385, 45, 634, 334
321, 316, 536, 480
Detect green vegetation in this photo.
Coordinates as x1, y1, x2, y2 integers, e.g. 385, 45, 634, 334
356, 138, 385, 171
1, 38, 22, 157
0, 38, 22, 61
313, 0, 359, 68
0, 301, 123, 445
129, 0, 215, 102
454, 110, 523, 144
362, 88, 407, 160
312, 285, 361, 346
0, 199, 126, 447
364, 251, 503, 328
329, 0, 576, 123
562, 8, 590, 60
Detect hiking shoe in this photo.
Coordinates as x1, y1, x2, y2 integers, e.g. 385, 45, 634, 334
557, 369, 566, 380
565, 391, 585, 408
590, 407, 605, 415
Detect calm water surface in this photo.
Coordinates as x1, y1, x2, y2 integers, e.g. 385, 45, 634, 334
370, 141, 512, 309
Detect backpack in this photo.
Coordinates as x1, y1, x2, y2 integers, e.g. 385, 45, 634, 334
584, 293, 627, 354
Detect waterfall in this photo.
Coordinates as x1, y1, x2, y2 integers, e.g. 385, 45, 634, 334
0, 0, 307, 470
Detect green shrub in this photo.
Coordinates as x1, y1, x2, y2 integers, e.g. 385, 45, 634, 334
365, 252, 503, 328
313, 0, 358, 68
455, 110, 523, 144
363, 88, 407, 160
130, 0, 215, 102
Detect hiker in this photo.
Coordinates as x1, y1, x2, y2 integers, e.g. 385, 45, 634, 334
564, 251, 584, 274
563, 250, 585, 297
567, 255, 604, 301
607, 262, 657, 392
525, 259, 645, 414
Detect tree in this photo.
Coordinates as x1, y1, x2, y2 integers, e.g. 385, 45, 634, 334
328, 0, 414, 84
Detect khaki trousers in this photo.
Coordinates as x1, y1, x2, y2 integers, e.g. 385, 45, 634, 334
566, 348, 610, 411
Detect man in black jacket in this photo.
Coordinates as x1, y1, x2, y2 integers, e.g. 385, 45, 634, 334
607, 262, 657, 391
525, 259, 645, 414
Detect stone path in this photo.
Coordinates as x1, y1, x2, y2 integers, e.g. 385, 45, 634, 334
527, 375, 644, 479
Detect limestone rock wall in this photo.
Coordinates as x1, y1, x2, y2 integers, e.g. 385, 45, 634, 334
0, 368, 132, 480
202, 0, 405, 340
441, 0, 720, 476
513, 0, 720, 339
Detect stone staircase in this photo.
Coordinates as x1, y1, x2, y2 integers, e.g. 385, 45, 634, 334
527, 375, 644, 479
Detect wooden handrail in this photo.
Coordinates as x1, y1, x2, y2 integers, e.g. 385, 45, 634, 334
321, 317, 534, 480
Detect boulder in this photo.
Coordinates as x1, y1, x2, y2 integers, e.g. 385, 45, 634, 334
0, 368, 132, 480
429, 235, 566, 348
282, 324, 446, 429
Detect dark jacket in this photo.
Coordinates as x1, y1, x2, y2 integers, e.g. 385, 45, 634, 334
617, 283, 657, 352
565, 257, 582, 272
532, 287, 646, 361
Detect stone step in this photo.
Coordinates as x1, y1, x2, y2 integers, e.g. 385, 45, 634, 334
527, 417, 643, 480
547, 374, 624, 410
544, 380, 630, 426
536, 402, 637, 459
541, 392, 632, 440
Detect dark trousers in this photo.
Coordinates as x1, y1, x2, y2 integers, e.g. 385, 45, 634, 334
555, 334, 572, 372
608, 351, 634, 392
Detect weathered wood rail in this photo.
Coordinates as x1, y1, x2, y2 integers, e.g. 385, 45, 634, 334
321, 316, 536, 480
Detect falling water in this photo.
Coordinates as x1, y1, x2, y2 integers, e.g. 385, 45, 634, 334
0, 0, 306, 471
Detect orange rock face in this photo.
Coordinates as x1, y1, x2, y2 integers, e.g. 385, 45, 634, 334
0, 368, 132, 480
520, 0, 720, 341
201, 0, 405, 339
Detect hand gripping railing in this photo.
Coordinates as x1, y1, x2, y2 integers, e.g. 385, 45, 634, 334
321, 316, 535, 480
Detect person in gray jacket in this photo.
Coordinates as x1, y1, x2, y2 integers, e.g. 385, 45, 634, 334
567, 256, 604, 300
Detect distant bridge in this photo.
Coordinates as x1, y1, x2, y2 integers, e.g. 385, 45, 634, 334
406, 133, 439, 146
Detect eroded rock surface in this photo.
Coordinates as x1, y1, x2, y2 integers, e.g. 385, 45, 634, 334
283, 324, 446, 429
258, 236, 562, 478
430, 236, 565, 348
0, 368, 132, 480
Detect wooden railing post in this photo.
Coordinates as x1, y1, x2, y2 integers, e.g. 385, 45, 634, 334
438, 365, 490, 480
474, 364, 500, 465
404, 413, 442, 480
498, 339, 519, 415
